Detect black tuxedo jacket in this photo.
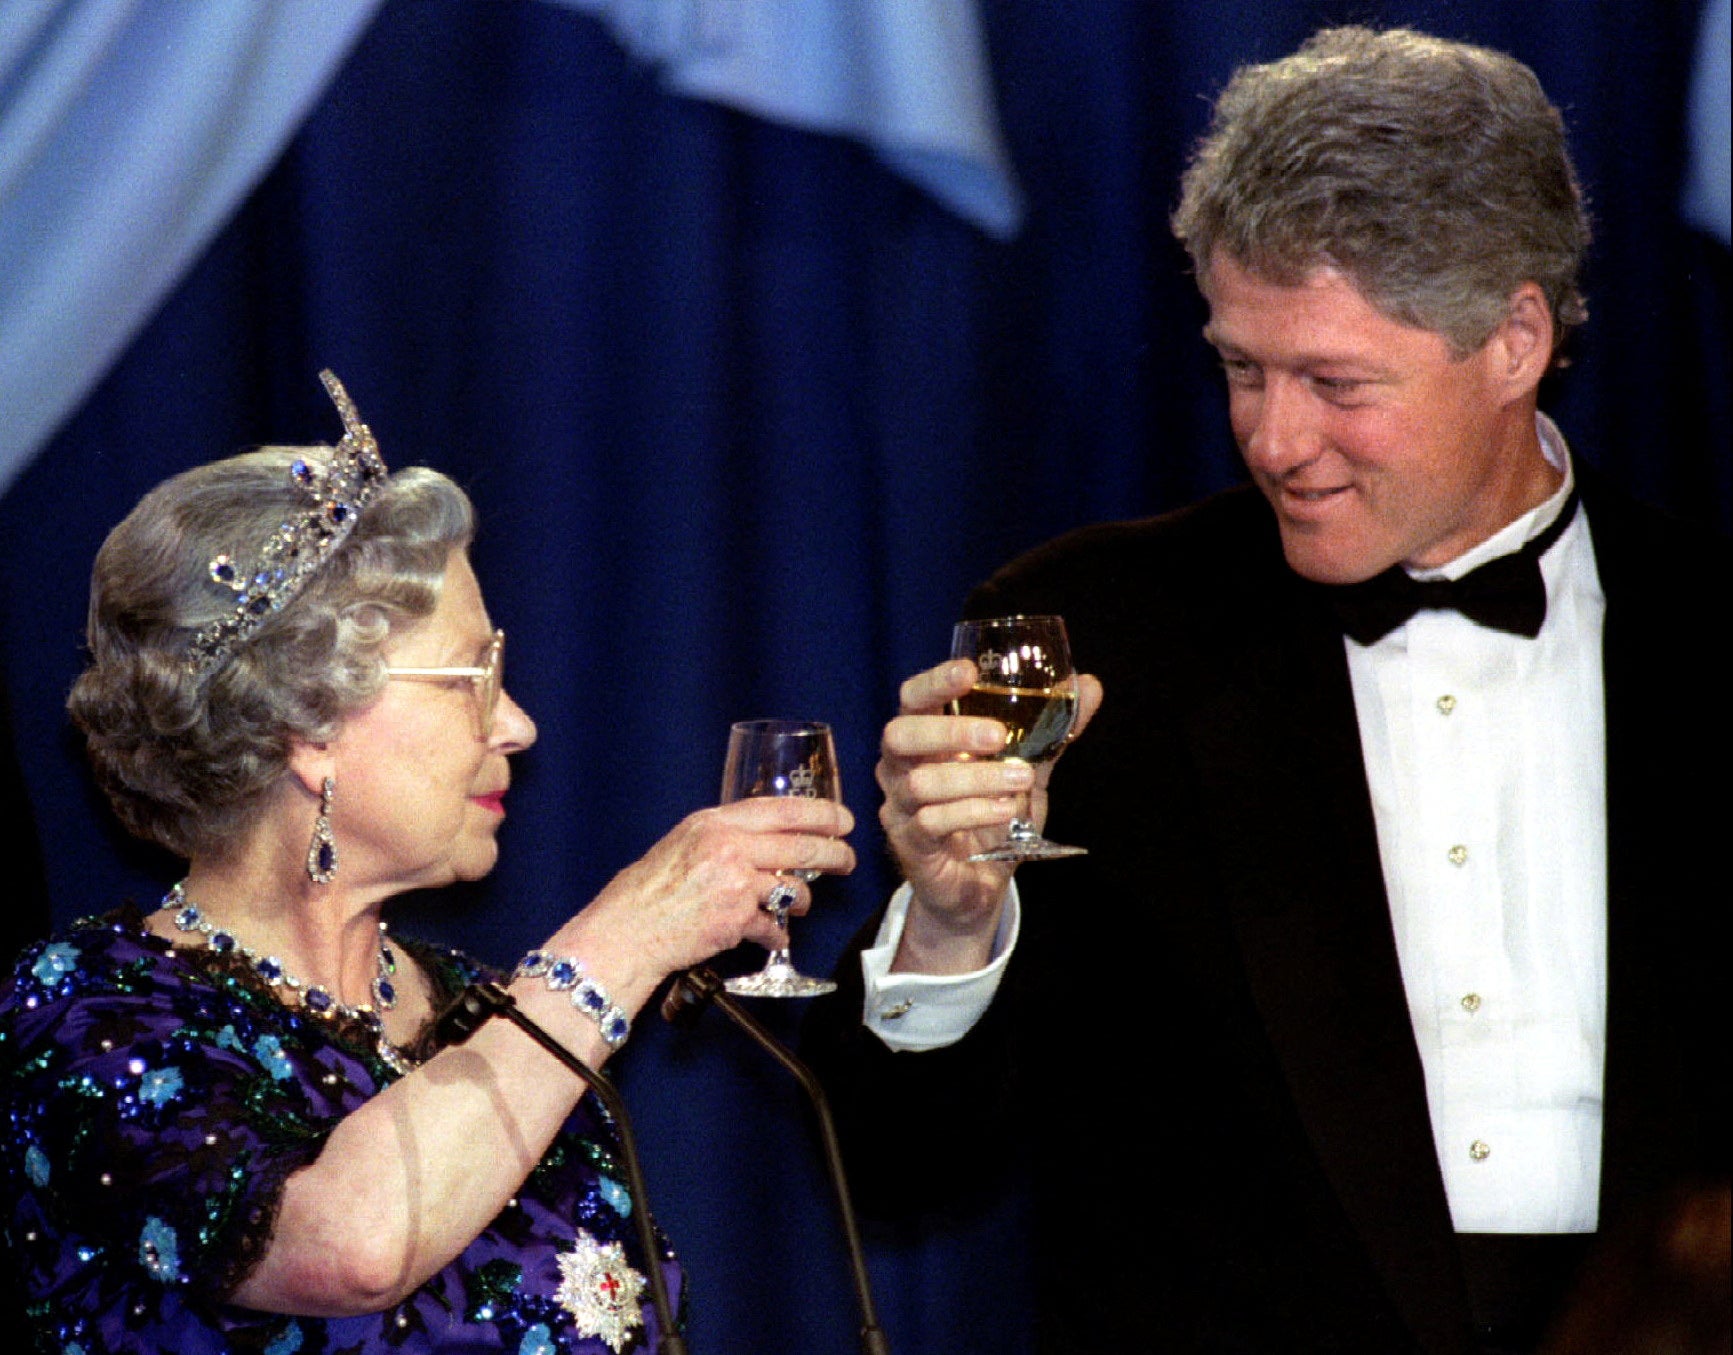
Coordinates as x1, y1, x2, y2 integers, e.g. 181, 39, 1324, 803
809, 477, 1727, 1353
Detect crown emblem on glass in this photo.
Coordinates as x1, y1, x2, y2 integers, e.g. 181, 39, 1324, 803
950, 616, 1087, 861
185, 371, 389, 677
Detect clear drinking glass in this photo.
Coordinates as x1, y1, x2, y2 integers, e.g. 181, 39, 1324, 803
949, 615, 1087, 861
721, 719, 841, 998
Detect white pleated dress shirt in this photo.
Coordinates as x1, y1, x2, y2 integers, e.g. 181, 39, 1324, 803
864, 417, 1607, 1234
1349, 421, 1605, 1232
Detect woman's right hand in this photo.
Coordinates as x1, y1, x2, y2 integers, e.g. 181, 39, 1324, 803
546, 797, 856, 1012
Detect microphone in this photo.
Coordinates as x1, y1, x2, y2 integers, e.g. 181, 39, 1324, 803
436, 982, 690, 1355
663, 967, 892, 1355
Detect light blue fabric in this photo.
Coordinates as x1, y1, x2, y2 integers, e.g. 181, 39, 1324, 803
548, 0, 1023, 240
0, 0, 382, 495
0, 0, 1016, 497
1683, 0, 1730, 244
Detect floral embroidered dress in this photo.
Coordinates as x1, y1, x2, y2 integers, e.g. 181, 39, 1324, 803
0, 908, 683, 1354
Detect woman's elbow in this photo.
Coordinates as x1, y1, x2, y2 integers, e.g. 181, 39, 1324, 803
231, 1231, 416, 1318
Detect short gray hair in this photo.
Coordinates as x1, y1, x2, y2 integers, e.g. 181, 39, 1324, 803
1172, 26, 1590, 354
68, 449, 475, 859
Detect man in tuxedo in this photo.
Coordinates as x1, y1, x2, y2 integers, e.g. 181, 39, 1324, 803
807, 27, 1727, 1354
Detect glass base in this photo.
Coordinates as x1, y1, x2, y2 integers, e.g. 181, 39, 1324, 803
968, 819, 1088, 862
724, 962, 838, 999
968, 838, 1089, 862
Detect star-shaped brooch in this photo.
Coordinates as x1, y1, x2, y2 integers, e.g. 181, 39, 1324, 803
555, 1230, 647, 1352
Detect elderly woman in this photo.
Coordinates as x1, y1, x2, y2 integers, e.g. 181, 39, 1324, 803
0, 372, 854, 1353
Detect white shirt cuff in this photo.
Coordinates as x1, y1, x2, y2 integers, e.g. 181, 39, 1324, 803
860, 881, 1019, 1051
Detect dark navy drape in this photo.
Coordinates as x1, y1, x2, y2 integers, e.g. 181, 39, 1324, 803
1, 2, 1725, 1351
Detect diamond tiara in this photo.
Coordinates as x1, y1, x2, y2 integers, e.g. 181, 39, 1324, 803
184, 371, 389, 677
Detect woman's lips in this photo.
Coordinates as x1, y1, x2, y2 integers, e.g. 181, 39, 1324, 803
471, 792, 506, 816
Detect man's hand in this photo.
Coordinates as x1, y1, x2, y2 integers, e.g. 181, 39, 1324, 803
877, 659, 1102, 974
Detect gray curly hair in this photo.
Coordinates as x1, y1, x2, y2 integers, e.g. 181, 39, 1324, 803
1172, 26, 1591, 355
68, 448, 474, 859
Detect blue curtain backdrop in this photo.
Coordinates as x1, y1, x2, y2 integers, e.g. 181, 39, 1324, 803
1, 2, 1727, 1352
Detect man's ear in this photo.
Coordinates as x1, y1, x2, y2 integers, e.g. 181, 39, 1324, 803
1486, 282, 1555, 403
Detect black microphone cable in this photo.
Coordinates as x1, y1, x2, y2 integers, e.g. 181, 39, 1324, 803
436, 982, 690, 1355
663, 966, 891, 1355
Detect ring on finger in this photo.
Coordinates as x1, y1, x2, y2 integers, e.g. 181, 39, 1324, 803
762, 882, 799, 916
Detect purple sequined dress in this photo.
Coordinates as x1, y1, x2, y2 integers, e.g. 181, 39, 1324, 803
0, 908, 684, 1353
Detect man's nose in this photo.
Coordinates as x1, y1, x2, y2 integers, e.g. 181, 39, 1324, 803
1240, 376, 1323, 476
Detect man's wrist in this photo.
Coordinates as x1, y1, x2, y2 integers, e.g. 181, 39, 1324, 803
862, 882, 1018, 1050
892, 895, 1003, 974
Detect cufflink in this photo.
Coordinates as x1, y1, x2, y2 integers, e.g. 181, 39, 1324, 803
879, 1000, 914, 1020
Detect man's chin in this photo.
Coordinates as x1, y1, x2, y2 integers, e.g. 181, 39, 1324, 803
1277, 531, 1394, 587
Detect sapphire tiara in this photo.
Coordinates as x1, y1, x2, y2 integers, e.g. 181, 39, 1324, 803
185, 371, 389, 677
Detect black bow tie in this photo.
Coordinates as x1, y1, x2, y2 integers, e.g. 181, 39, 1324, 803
1325, 492, 1579, 646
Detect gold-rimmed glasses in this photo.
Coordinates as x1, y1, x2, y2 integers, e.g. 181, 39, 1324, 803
384, 629, 505, 736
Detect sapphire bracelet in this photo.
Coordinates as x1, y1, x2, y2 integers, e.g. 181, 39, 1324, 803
513, 951, 632, 1050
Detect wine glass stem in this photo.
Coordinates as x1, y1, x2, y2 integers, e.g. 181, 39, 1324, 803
766, 894, 796, 968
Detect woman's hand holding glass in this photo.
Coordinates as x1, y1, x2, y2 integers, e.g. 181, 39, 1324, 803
557, 788, 854, 1007
720, 719, 846, 997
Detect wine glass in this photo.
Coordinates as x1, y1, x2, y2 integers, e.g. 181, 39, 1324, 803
721, 719, 841, 998
949, 615, 1087, 861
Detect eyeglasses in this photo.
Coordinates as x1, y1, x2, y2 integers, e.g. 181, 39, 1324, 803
384, 629, 505, 737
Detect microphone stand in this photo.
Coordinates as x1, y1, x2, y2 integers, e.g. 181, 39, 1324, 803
436, 982, 689, 1355
663, 967, 892, 1355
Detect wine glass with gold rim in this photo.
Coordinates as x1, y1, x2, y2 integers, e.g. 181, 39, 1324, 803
950, 615, 1087, 862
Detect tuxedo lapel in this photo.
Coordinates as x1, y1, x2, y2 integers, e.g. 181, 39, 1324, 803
1181, 563, 1475, 1351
